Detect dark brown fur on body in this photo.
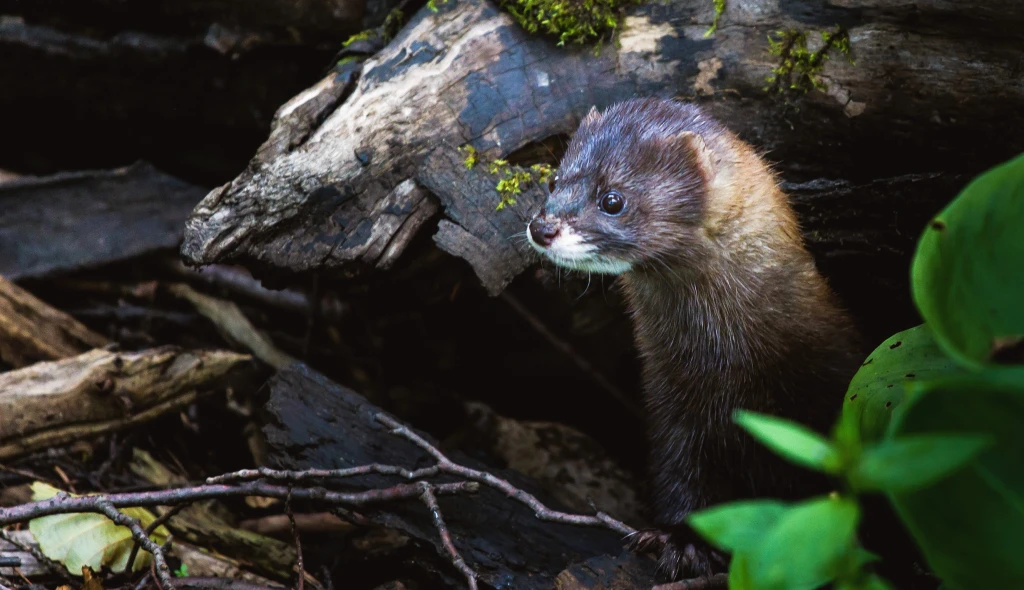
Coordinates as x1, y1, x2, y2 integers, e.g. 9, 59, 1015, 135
527, 98, 864, 579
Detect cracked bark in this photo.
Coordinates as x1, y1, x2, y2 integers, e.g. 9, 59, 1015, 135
179, 0, 1024, 304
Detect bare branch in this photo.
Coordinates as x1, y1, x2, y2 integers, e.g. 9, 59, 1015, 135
93, 499, 175, 589
418, 482, 478, 590
0, 481, 477, 525
375, 413, 637, 537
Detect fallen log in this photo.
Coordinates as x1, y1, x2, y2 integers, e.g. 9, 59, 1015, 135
0, 347, 253, 460
180, 0, 1024, 309
0, 275, 110, 368
262, 363, 657, 589
0, 163, 206, 280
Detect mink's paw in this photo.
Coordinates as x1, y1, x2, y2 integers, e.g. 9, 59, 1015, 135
627, 528, 727, 580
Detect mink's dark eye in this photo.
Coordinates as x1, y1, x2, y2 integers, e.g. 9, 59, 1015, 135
599, 191, 625, 215
548, 175, 557, 193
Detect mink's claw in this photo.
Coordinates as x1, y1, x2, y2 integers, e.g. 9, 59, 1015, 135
627, 528, 727, 580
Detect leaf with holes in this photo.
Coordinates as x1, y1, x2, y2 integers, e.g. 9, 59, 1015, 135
912, 152, 1024, 369
842, 324, 962, 443
889, 368, 1024, 589
28, 483, 171, 574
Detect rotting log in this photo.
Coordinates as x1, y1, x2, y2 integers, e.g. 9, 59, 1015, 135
0, 275, 110, 368
0, 347, 254, 460
263, 363, 658, 589
180, 0, 1024, 315
0, 163, 206, 280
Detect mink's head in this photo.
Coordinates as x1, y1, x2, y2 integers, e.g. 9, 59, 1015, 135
527, 98, 721, 275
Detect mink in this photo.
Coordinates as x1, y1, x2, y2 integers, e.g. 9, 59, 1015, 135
526, 97, 865, 579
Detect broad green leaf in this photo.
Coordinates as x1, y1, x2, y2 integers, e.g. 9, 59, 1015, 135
911, 152, 1024, 369
842, 325, 961, 443
747, 496, 860, 590
836, 573, 895, 590
28, 482, 171, 574
686, 500, 787, 552
733, 410, 840, 473
728, 551, 754, 590
889, 368, 1024, 589
849, 435, 991, 493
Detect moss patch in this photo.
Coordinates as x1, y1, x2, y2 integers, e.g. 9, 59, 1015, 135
462, 145, 555, 210
765, 26, 853, 95
501, 0, 640, 46
704, 0, 725, 37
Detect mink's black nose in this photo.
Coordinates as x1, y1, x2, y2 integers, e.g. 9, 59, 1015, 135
529, 218, 560, 247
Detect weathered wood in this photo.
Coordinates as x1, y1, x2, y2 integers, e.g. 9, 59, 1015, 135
0, 347, 253, 460
263, 363, 657, 589
0, 163, 206, 280
0, 275, 110, 368
180, 0, 1024, 298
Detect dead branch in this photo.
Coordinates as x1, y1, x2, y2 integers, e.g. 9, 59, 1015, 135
0, 274, 110, 368
0, 347, 253, 460
376, 414, 636, 537
418, 482, 477, 590
168, 283, 298, 369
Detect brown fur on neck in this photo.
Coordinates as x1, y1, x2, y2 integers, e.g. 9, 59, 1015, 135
614, 108, 862, 532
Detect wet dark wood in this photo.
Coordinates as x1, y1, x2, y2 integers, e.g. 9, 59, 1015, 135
262, 363, 657, 589
0, 163, 205, 280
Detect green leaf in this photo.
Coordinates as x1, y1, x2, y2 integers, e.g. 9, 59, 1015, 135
687, 500, 787, 552
733, 410, 840, 473
911, 152, 1024, 369
849, 435, 991, 493
889, 368, 1024, 589
836, 573, 895, 590
728, 551, 755, 590
28, 482, 171, 574
842, 324, 962, 443
747, 495, 861, 590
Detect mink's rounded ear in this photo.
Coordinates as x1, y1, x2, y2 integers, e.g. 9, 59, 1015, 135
674, 131, 715, 182
582, 105, 601, 126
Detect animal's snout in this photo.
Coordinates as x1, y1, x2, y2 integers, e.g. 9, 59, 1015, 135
528, 217, 560, 248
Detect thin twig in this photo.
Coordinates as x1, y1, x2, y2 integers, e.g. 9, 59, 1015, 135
93, 499, 175, 589
418, 482, 477, 590
0, 481, 477, 524
653, 573, 729, 590
126, 504, 187, 573
207, 464, 439, 485
375, 414, 637, 537
286, 489, 304, 590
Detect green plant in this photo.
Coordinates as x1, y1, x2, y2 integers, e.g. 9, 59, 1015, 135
460, 145, 555, 210
501, 0, 639, 46
688, 153, 1024, 589
765, 26, 853, 95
